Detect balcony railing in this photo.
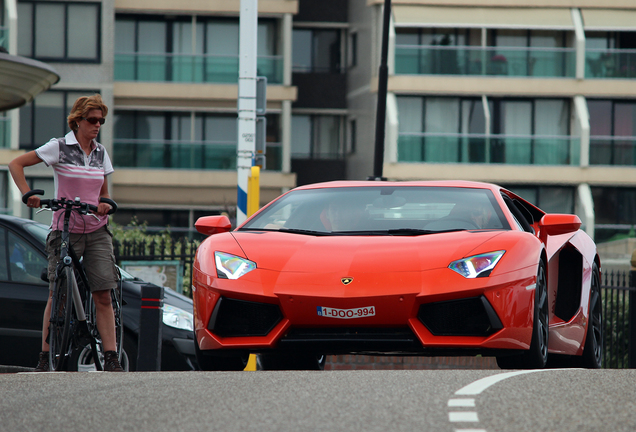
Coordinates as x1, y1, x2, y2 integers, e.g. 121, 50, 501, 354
0, 117, 10, 149
590, 136, 636, 165
395, 45, 576, 78
586, 49, 636, 79
113, 139, 282, 171
398, 133, 580, 165
114, 53, 284, 84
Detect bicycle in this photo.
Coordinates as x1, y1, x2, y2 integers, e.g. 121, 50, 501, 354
23, 189, 122, 371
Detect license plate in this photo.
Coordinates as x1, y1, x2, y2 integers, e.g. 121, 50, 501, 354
317, 306, 375, 319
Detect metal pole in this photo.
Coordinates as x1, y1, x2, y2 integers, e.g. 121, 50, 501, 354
237, 0, 258, 225
370, 0, 391, 181
629, 270, 636, 368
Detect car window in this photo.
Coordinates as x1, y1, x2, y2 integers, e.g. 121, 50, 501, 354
8, 232, 48, 285
0, 227, 8, 280
242, 186, 510, 234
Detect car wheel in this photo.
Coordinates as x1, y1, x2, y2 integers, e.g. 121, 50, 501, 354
68, 344, 130, 372
580, 263, 603, 368
258, 353, 326, 371
497, 260, 549, 369
195, 338, 248, 371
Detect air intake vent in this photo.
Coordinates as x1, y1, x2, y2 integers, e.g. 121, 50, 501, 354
209, 297, 282, 337
418, 296, 502, 336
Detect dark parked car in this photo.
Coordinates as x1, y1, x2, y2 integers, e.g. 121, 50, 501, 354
0, 214, 197, 371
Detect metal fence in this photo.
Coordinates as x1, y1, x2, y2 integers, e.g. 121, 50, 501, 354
602, 270, 635, 369
113, 237, 200, 297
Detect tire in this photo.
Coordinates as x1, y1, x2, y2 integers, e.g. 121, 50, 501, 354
258, 353, 326, 371
68, 344, 130, 372
497, 261, 549, 369
195, 338, 248, 371
49, 266, 74, 371
580, 263, 603, 368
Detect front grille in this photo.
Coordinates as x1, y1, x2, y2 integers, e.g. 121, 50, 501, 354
209, 297, 282, 337
276, 327, 422, 354
418, 296, 503, 336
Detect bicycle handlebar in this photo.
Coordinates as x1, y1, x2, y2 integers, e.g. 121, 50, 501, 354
22, 189, 118, 215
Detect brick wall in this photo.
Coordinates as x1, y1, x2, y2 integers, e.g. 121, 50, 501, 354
324, 355, 499, 370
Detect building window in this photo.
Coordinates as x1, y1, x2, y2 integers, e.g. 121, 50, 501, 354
17, 1, 101, 62
113, 111, 281, 171
292, 28, 342, 73
114, 15, 281, 83
588, 99, 636, 166
396, 96, 572, 164
591, 186, 636, 242
349, 32, 357, 68
504, 186, 574, 214
291, 114, 343, 159
19, 90, 99, 150
348, 119, 356, 154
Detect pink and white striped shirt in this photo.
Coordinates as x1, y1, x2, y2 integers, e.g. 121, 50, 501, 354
35, 131, 114, 233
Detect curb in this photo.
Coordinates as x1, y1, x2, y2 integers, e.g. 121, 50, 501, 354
0, 365, 35, 373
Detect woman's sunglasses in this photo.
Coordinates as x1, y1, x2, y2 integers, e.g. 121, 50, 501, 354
82, 117, 106, 125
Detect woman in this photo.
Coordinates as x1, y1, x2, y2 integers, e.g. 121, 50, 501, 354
8, 94, 123, 372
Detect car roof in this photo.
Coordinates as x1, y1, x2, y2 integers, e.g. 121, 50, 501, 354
293, 180, 502, 192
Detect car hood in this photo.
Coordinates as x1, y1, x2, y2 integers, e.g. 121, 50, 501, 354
233, 230, 505, 274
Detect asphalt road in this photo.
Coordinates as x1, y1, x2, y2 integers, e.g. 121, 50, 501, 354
1, 369, 634, 432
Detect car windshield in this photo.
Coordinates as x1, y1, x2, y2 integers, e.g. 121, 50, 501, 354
241, 186, 510, 235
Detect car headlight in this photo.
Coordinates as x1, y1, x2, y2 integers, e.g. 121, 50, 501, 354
449, 250, 505, 278
215, 251, 256, 280
162, 304, 194, 331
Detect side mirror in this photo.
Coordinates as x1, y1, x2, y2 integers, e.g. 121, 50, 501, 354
539, 214, 581, 236
195, 215, 232, 236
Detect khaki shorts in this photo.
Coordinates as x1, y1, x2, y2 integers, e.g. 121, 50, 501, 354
45, 225, 119, 292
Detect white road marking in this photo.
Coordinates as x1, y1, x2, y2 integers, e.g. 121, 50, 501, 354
448, 398, 476, 407
455, 370, 540, 395
449, 412, 479, 422
449, 369, 572, 432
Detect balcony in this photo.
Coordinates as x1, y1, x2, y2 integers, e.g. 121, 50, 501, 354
586, 49, 636, 79
114, 53, 284, 84
113, 139, 282, 171
397, 133, 580, 165
590, 136, 636, 165
395, 45, 576, 78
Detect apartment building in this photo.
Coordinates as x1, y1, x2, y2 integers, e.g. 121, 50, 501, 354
1, 0, 636, 242
347, 0, 636, 242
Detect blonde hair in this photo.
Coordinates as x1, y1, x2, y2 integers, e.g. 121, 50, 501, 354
67, 94, 108, 131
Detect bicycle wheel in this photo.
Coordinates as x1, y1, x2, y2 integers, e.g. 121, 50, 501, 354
49, 266, 74, 371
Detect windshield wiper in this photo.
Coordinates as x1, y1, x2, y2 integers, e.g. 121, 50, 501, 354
277, 228, 330, 236
386, 228, 468, 236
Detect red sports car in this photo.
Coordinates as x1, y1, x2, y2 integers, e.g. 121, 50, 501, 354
192, 181, 602, 370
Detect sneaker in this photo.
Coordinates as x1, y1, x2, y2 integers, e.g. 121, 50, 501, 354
34, 351, 50, 372
103, 351, 124, 372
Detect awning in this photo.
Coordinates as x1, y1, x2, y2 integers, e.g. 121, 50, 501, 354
393, 5, 575, 30
581, 9, 636, 31
0, 53, 60, 111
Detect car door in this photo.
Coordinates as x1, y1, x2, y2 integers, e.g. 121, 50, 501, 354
0, 224, 50, 367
